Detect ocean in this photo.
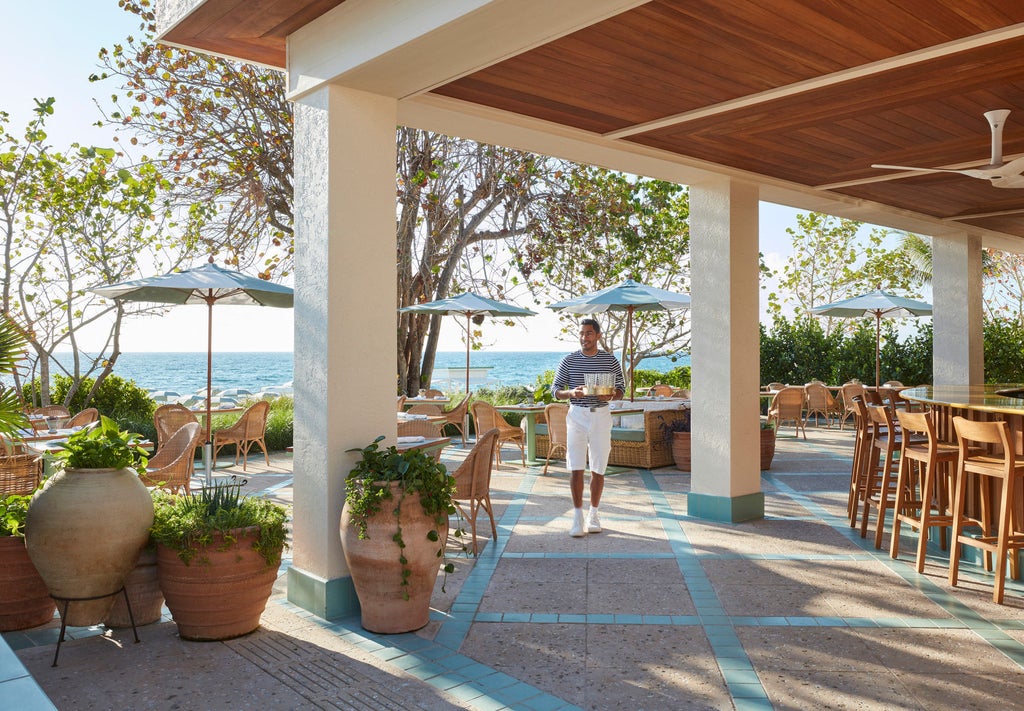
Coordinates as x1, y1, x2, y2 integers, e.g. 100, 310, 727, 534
106, 351, 690, 395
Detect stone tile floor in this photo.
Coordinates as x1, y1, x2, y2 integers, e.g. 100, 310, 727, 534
5, 424, 1024, 709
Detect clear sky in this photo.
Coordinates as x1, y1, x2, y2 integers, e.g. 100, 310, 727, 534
3, 1, 818, 354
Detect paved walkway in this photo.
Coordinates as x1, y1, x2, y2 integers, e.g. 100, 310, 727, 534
5, 426, 1024, 709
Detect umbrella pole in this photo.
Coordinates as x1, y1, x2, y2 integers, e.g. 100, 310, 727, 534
205, 297, 214, 487
465, 312, 471, 396
874, 311, 881, 389
627, 307, 635, 401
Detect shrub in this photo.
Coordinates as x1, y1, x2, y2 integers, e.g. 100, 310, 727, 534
28, 374, 157, 438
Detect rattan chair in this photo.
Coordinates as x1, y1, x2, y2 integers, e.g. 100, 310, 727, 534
767, 382, 785, 391
838, 382, 866, 430
140, 422, 201, 494
425, 388, 444, 398
65, 408, 100, 429
28, 405, 71, 431
883, 380, 904, 387
542, 403, 568, 474
442, 393, 471, 445
670, 388, 690, 399
212, 400, 271, 471
451, 428, 499, 555
0, 439, 42, 496
471, 401, 525, 469
768, 386, 806, 439
154, 403, 200, 449
397, 418, 444, 440
396, 395, 407, 412
649, 384, 674, 397
407, 403, 444, 416
804, 382, 841, 427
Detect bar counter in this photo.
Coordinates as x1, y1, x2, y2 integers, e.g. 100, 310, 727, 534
901, 384, 1024, 416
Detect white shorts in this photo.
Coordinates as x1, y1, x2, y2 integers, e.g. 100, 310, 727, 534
566, 405, 613, 475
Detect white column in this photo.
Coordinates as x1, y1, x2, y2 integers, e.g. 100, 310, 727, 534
288, 85, 398, 618
687, 178, 763, 522
932, 232, 984, 386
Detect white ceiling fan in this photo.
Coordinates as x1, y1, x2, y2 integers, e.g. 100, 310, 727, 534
872, 109, 1024, 188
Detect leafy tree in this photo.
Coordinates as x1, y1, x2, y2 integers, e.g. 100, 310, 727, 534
92, 0, 291, 277
983, 317, 1024, 383
518, 166, 691, 383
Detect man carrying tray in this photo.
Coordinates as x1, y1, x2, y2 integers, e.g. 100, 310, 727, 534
552, 318, 625, 537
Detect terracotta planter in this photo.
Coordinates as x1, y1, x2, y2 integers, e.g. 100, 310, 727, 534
671, 431, 691, 472
157, 527, 281, 641
760, 427, 777, 470
340, 483, 449, 634
105, 548, 164, 628
0, 536, 56, 631
26, 467, 153, 626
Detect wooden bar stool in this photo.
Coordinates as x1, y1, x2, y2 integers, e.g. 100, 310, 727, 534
949, 416, 1024, 604
861, 403, 903, 549
890, 409, 959, 572
847, 397, 874, 528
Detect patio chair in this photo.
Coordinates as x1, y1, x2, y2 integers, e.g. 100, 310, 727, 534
471, 401, 525, 469
649, 384, 674, 397
407, 403, 444, 416
542, 403, 568, 475
804, 382, 840, 427
442, 393, 471, 444
28, 405, 71, 431
154, 403, 200, 450
838, 382, 865, 430
425, 388, 444, 398
767, 386, 806, 439
65, 408, 99, 429
883, 380, 904, 387
396, 395, 407, 412
0, 438, 42, 496
451, 428, 499, 555
212, 400, 271, 471
670, 388, 690, 399
397, 418, 444, 441
140, 422, 201, 494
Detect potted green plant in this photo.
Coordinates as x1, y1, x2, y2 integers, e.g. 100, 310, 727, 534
0, 493, 55, 631
760, 419, 777, 470
150, 480, 288, 641
25, 417, 154, 626
341, 436, 457, 634
661, 408, 693, 471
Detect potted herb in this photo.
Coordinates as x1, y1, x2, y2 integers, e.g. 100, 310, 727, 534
341, 436, 457, 634
25, 417, 154, 626
150, 481, 288, 641
0, 493, 55, 631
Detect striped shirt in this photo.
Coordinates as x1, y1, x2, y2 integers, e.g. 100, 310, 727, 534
553, 350, 625, 408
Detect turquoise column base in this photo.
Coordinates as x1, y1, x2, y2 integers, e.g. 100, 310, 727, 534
287, 566, 360, 620
688, 491, 765, 523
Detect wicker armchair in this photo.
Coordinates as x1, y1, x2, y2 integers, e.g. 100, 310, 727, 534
397, 419, 444, 440
451, 428, 499, 555
212, 400, 271, 471
649, 384, 674, 397
804, 382, 841, 427
0, 439, 42, 496
442, 393, 471, 444
768, 386, 807, 439
471, 401, 525, 469
407, 403, 443, 416
396, 395, 407, 411
28, 405, 71, 431
140, 422, 201, 494
65, 408, 100, 429
425, 388, 444, 398
838, 382, 866, 430
542, 403, 568, 474
154, 403, 200, 449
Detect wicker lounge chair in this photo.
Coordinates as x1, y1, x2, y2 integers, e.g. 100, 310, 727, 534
471, 401, 525, 469
212, 400, 271, 471
140, 422, 201, 494
451, 428, 498, 555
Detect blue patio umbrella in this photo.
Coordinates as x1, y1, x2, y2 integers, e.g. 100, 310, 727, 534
548, 279, 691, 400
92, 262, 293, 483
399, 292, 536, 394
810, 289, 932, 388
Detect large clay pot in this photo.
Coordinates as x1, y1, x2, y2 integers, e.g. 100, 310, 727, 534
157, 526, 281, 641
26, 467, 154, 626
105, 548, 164, 628
340, 483, 449, 634
0, 536, 56, 631
671, 431, 691, 472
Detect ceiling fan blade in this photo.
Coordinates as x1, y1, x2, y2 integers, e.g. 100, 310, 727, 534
872, 163, 973, 175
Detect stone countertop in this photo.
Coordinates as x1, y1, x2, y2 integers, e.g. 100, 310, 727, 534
902, 384, 1024, 416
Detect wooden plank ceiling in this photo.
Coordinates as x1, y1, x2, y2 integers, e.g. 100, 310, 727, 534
165, 0, 1024, 241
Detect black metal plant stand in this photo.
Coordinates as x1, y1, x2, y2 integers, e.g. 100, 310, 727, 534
50, 587, 139, 667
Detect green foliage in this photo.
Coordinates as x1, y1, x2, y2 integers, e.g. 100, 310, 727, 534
345, 436, 458, 597
0, 494, 32, 537
53, 416, 149, 470
264, 396, 293, 451
632, 366, 691, 390
0, 315, 29, 439
984, 317, 1024, 383
149, 481, 288, 567
25, 374, 157, 440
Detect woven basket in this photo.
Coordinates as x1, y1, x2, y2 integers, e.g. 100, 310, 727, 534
0, 453, 43, 497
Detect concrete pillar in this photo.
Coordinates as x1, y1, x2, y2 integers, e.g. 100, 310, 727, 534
288, 85, 398, 619
932, 233, 984, 386
687, 178, 764, 522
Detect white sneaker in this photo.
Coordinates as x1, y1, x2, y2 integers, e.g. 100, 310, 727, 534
570, 510, 586, 537
586, 509, 602, 533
